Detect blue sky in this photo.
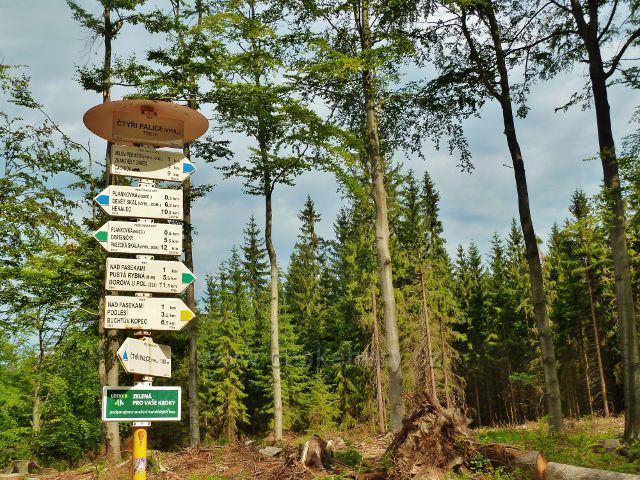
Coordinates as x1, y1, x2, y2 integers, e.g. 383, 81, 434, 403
2, 0, 638, 299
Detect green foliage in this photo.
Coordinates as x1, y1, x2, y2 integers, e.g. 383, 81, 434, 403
334, 447, 365, 468
300, 373, 340, 433
200, 264, 249, 442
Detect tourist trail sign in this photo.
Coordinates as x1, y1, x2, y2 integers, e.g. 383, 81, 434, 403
106, 257, 195, 294
104, 295, 195, 331
94, 185, 183, 220
111, 145, 196, 182
113, 111, 185, 148
117, 337, 172, 378
94, 221, 183, 256
103, 386, 181, 422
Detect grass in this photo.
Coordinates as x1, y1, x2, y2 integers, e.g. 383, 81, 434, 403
477, 416, 640, 474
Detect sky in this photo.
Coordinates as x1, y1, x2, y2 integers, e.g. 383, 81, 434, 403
1, 0, 638, 299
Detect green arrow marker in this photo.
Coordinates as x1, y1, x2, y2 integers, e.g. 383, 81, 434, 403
182, 273, 195, 284
94, 230, 108, 242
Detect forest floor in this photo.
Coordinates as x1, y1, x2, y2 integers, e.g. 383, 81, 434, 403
20, 416, 640, 479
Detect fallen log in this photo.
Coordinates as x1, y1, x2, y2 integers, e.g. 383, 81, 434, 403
478, 443, 640, 480
476, 444, 547, 480
544, 462, 640, 480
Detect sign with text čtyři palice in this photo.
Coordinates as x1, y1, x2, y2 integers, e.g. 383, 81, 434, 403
112, 111, 184, 148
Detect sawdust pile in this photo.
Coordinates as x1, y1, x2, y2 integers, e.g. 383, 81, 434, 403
388, 392, 474, 479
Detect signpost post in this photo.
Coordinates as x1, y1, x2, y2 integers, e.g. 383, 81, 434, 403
84, 99, 208, 480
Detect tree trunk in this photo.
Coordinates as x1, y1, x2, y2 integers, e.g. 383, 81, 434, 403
184, 174, 200, 447
102, 6, 121, 461
571, 0, 640, 441
371, 283, 386, 433
98, 296, 107, 454
359, 0, 404, 432
420, 268, 439, 404
439, 314, 452, 408
586, 268, 610, 416
484, 7, 564, 434
580, 325, 595, 416
474, 378, 482, 426
507, 359, 517, 424
265, 188, 283, 441
32, 381, 41, 435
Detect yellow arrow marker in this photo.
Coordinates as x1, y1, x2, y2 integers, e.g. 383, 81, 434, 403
180, 310, 195, 321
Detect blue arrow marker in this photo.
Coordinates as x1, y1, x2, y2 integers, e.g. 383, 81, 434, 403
96, 194, 110, 205
122, 351, 128, 361
182, 162, 196, 174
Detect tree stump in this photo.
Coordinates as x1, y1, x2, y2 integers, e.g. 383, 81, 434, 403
300, 435, 330, 469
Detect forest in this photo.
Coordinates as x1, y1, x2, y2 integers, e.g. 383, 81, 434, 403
1, 0, 640, 478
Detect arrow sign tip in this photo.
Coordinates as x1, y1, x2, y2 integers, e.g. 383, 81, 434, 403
181, 272, 196, 285
122, 351, 128, 361
180, 309, 195, 321
94, 230, 108, 242
182, 162, 196, 174
96, 194, 110, 206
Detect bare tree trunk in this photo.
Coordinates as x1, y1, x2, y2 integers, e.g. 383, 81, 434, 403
580, 325, 595, 416
372, 283, 386, 433
32, 385, 41, 435
586, 270, 610, 417
98, 296, 108, 455
507, 360, 517, 424
420, 269, 438, 404
569, 0, 640, 440
439, 315, 452, 408
184, 174, 200, 447
102, 7, 121, 460
265, 188, 283, 441
474, 379, 482, 426
359, 0, 404, 432
474, 7, 564, 433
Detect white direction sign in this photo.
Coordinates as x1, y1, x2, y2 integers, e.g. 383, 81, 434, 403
104, 296, 195, 331
94, 221, 183, 255
111, 145, 196, 182
106, 257, 196, 294
113, 111, 184, 148
117, 337, 172, 378
95, 185, 183, 220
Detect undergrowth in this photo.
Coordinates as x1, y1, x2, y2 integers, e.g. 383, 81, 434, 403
477, 416, 640, 474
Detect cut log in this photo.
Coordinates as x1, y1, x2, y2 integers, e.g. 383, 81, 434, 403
544, 462, 640, 480
476, 444, 547, 480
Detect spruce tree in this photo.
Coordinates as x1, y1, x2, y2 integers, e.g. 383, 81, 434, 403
286, 196, 326, 367
200, 270, 248, 442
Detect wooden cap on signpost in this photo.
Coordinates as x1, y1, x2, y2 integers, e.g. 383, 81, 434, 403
83, 99, 208, 147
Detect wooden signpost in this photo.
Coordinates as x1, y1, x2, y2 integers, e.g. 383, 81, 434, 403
94, 221, 183, 255
110, 145, 196, 182
104, 296, 194, 331
94, 185, 183, 220
84, 99, 208, 480
105, 257, 196, 294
